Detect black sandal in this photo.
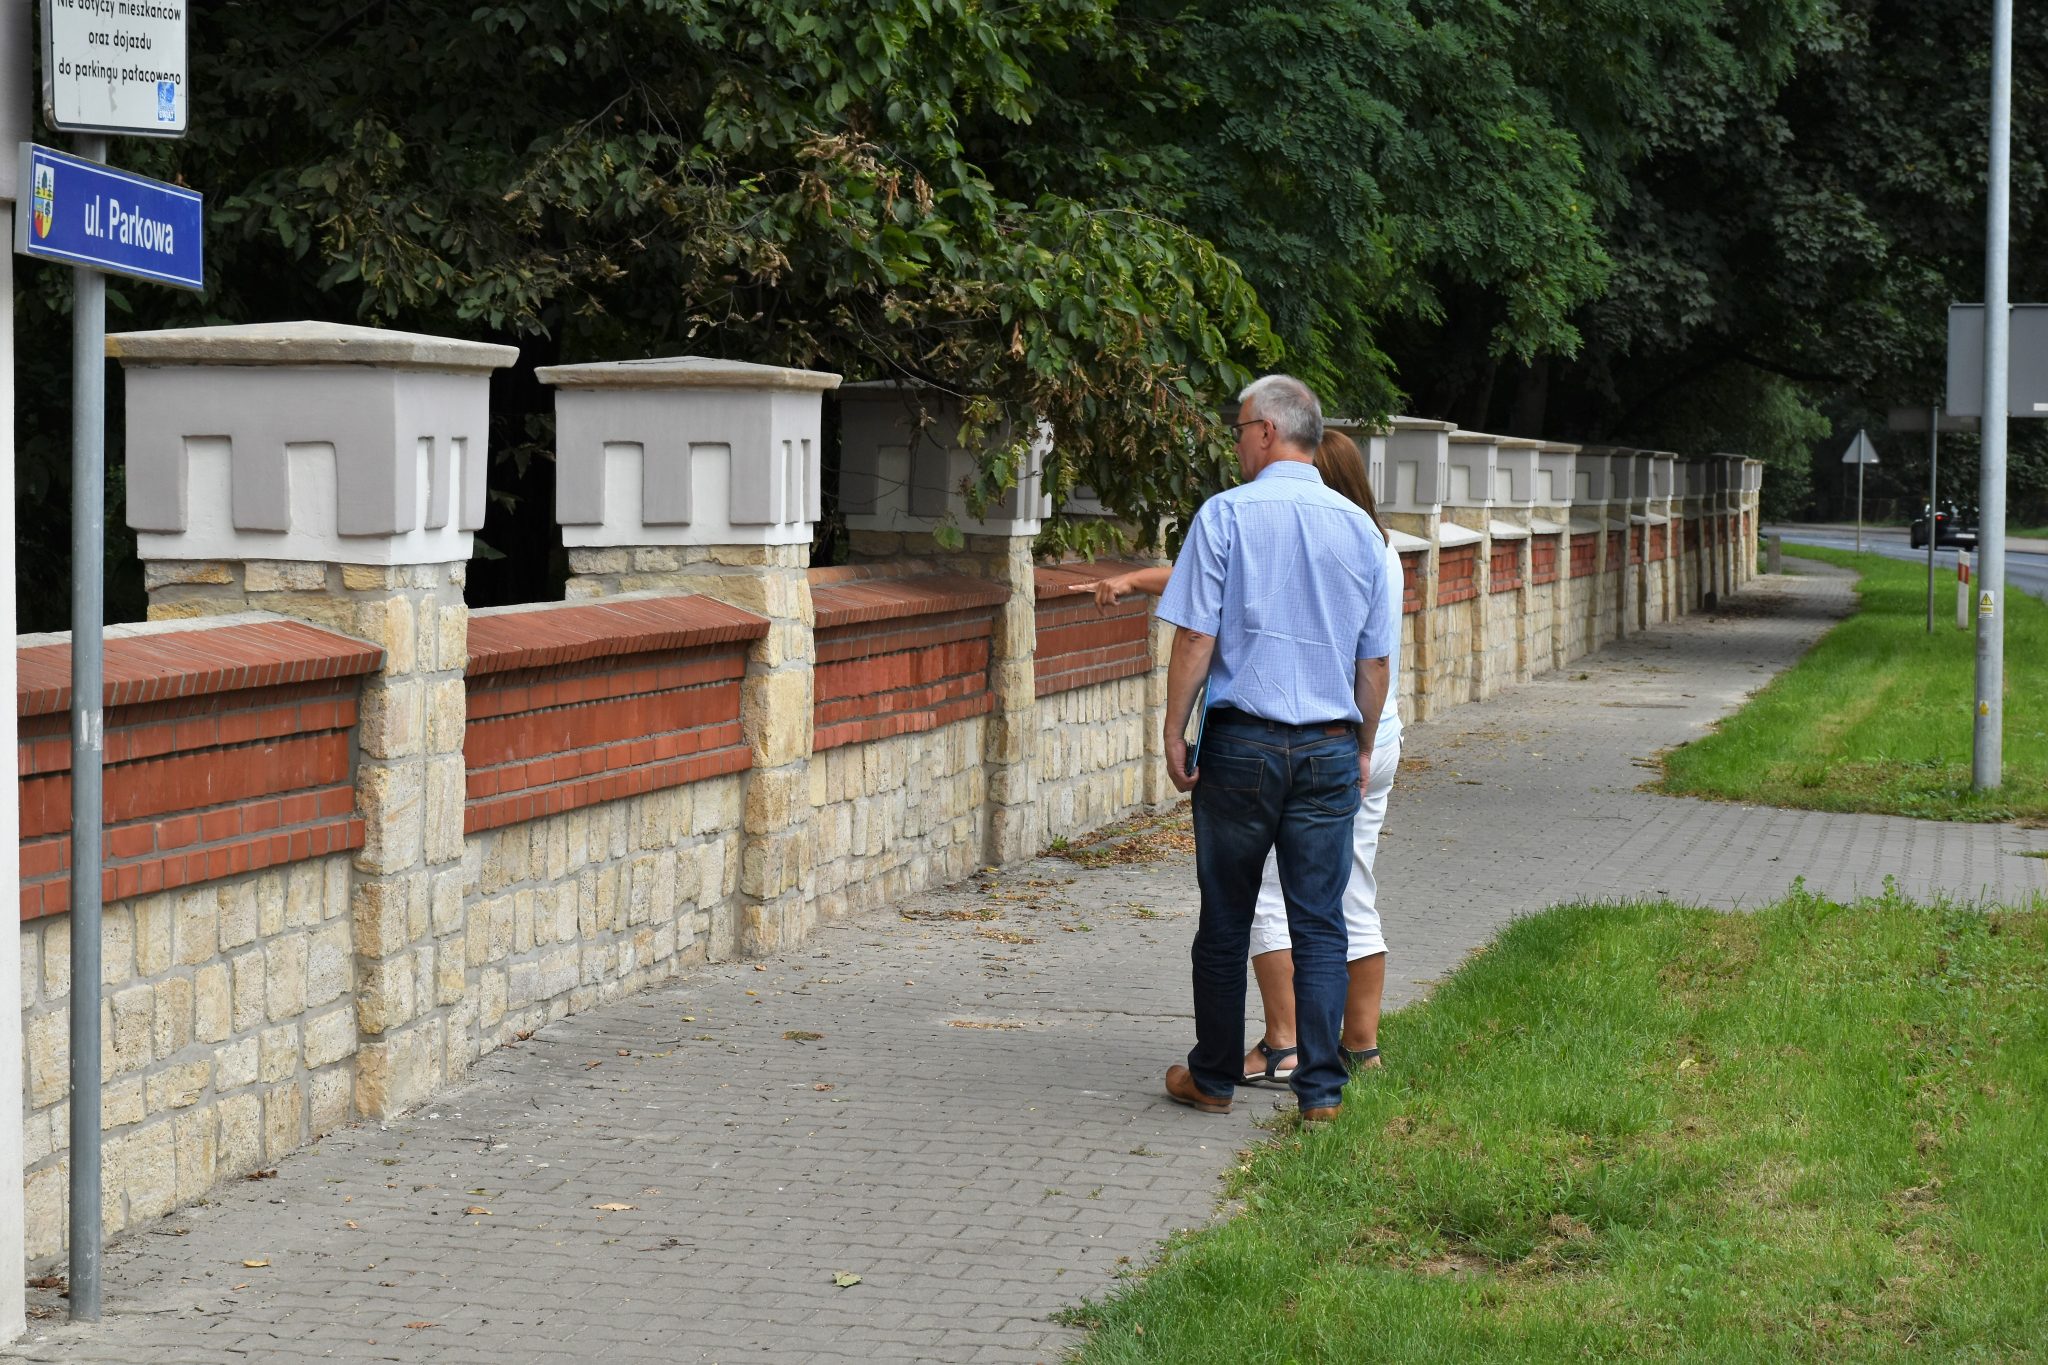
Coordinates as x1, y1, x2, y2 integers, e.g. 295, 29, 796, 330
1344, 1046, 1382, 1070
1242, 1039, 1300, 1085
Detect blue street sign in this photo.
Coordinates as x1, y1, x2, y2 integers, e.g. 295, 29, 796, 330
13, 143, 202, 290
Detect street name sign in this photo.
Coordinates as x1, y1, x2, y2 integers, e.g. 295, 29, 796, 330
14, 143, 201, 288
41, 0, 188, 137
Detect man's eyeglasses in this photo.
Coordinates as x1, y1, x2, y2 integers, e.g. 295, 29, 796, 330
1224, 417, 1270, 438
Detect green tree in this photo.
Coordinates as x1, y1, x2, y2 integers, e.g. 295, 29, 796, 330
15, 0, 1280, 626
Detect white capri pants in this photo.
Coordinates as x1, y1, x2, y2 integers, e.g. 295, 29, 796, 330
1248, 736, 1400, 961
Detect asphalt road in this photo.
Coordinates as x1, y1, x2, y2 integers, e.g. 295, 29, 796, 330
1764, 523, 2048, 605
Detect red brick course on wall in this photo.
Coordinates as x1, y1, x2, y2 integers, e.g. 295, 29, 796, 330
1031, 562, 1154, 697
1438, 544, 1479, 604
1649, 524, 1668, 562
1531, 538, 1560, 586
17, 619, 383, 921
1401, 550, 1425, 613
810, 572, 1009, 751
1489, 541, 1523, 593
464, 595, 766, 834
1570, 533, 1599, 578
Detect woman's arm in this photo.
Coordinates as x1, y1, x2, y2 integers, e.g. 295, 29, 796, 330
1072, 565, 1171, 607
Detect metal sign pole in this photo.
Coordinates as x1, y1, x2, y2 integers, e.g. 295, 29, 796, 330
1927, 405, 1938, 634
66, 131, 107, 1322
1856, 451, 1865, 551
1976, 0, 2012, 791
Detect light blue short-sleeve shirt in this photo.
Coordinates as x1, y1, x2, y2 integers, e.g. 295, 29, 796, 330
1156, 461, 1396, 726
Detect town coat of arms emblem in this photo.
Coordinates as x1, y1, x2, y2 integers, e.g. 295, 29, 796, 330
31, 163, 53, 239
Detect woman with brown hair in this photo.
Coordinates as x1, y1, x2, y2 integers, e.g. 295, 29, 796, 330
1081, 429, 1404, 1083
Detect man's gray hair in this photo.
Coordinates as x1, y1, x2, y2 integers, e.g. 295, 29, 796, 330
1238, 374, 1324, 453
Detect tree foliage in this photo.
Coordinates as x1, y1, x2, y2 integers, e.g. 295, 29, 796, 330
15, 0, 2048, 629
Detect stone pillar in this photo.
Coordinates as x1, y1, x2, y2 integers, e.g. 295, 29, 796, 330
1584, 448, 1644, 637
1443, 431, 1498, 699
1680, 457, 1708, 610
1706, 454, 1735, 602
1384, 418, 1453, 720
1574, 450, 1622, 646
542, 356, 838, 957
1743, 459, 1764, 586
1647, 452, 1679, 622
837, 382, 1048, 863
1624, 451, 1654, 631
113, 320, 516, 1119
1492, 436, 1544, 683
1537, 442, 1579, 671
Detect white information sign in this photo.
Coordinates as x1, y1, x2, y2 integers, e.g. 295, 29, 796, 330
41, 0, 188, 137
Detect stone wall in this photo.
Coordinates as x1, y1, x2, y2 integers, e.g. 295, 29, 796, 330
19, 854, 355, 1261
807, 718, 985, 919
460, 774, 744, 1052
1435, 592, 1480, 707
23, 331, 1772, 1276
1484, 540, 1525, 689
1033, 672, 1153, 851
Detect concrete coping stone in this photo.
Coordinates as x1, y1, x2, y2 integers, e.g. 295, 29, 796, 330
1324, 415, 1388, 436
1488, 520, 1532, 540
17, 615, 382, 717
1436, 522, 1484, 548
1539, 441, 1581, 454
538, 356, 842, 393
108, 320, 519, 372
1569, 516, 1605, 533
1387, 528, 1431, 552
811, 573, 1010, 631
1390, 415, 1457, 432
466, 593, 768, 677
1527, 516, 1567, 535
1448, 430, 1547, 449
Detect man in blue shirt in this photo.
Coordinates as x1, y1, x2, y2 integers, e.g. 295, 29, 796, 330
1155, 375, 1394, 1122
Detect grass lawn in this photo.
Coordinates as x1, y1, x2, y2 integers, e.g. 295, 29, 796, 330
1662, 546, 2047, 822
1068, 892, 2048, 1363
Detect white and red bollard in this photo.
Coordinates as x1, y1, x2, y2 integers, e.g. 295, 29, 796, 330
1957, 550, 1972, 631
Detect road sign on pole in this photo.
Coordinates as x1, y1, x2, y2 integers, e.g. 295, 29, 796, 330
19, 5, 196, 1316
41, 0, 188, 137
1885, 406, 1979, 433
1945, 303, 2048, 418
1973, 0, 2014, 793
15, 144, 202, 288
1882, 408, 1963, 634
1841, 429, 1878, 551
1927, 407, 1939, 633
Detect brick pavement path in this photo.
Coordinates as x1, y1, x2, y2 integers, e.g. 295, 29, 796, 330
12, 564, 2046, 1364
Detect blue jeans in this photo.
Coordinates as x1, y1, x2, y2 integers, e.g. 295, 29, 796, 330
1188, 711, 1361, 1111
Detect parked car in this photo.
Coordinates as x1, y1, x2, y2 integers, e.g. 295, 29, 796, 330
1910, 501, 1977, 549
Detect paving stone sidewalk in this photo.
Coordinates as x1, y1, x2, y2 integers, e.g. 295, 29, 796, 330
12, 564, 2046, 1364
